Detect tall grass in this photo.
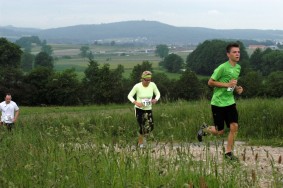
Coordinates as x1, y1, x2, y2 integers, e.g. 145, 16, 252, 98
0, 98, 282, 187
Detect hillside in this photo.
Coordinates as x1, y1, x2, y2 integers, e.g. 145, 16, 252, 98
1, 20, 283, 44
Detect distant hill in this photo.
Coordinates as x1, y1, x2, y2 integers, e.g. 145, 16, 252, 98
0, 25, 41, 40
1, 20, 283, 44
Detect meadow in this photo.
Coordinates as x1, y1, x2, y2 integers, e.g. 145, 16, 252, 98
0, 98, 282, 187
33, 44, 190, 79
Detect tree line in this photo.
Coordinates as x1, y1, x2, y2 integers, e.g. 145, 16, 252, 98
0, 37, 282, 106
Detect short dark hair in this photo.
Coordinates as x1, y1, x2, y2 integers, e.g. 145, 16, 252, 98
226, 43, 240, 53
5, 93, 12, 98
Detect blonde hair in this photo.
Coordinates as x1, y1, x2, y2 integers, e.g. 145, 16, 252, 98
141, 71, 152, 79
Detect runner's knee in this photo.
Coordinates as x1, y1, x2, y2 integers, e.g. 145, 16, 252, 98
229, 123, 238, 134
217, 130, 224, 135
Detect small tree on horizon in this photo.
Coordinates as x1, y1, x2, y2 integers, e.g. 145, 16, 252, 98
155, 44, 169, 59
162, 53, 184, 73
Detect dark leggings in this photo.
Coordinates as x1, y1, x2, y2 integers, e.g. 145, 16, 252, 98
4, 123, 14, 131
135, 108, 154, 135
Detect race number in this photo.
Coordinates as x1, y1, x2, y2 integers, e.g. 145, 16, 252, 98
4, 115, 12, 122
141, 98, 151, 107
227, 86, 235, 92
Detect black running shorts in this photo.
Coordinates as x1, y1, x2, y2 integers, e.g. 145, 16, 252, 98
211, 103, 238, 131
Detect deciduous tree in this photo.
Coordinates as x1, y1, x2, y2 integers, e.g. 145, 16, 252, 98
0, 37, 22, 68
155, 44, 169, 59
82, 59, 126, 104
130, 61, 153, 84
46, 68, 81, 105
238, 71, 263, 98
162, 53, 184, 73
34, 52, 54, 69
23, 67, 54, 105
80, 46, 90, 58
186, 40, 249, 75
41, 44, 53, 56
21, 51, 34, 72
264, 71, 283, 97
171, 70, 205, 100
15, 36, 41, 52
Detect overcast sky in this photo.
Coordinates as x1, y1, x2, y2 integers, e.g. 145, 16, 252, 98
1, 0, 282, 30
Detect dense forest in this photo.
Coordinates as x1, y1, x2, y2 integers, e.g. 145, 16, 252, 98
0, 37, 282, 106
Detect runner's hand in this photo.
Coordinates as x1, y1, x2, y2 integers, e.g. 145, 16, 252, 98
236, 86, 243, 94
228, 79, 237, 88
134, 101, 143, 108
151, 99, 158, 104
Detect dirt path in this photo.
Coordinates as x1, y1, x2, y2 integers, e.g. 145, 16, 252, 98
141, 141, 283, 188
65, 140, 283, 187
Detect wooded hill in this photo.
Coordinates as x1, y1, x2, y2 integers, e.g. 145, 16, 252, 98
1, 20, 283, 44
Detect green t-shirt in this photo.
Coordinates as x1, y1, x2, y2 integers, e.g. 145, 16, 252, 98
210, 61, 241, 107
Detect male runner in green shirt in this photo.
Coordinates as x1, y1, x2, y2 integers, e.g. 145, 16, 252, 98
197, 43, 243, 160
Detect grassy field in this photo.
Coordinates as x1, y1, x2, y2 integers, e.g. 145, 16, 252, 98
0, 98, 282, 187
32, 44, 190, 79
55, 53, 163, 78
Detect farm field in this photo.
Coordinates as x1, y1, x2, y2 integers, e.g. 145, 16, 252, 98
0, 98, 282, 187
32, 44, 191, 79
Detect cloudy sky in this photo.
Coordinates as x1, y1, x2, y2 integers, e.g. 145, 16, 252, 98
0, 0, 282, 30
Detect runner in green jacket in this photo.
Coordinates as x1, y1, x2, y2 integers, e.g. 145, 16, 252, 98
128, 71, 160, 148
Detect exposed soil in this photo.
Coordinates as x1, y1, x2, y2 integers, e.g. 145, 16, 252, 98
143, 141, 283, 188
64, 140, 283, 187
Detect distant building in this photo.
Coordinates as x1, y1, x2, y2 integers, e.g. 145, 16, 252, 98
248, 45, 267, 50
145, 49, 155, 53
249, 44, 279, 50
267, 45, 279, 50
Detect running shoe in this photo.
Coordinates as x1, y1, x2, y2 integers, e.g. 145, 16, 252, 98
225, 152, 239, 161
143, 137, 147, 146
197, 123, 208, 142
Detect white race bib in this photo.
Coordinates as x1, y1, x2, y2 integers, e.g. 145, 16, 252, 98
227, 86, 235, 92
141, 98, 151, 107
4, 115, 12, 122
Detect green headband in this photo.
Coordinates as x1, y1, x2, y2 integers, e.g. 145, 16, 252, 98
142, 74, 152, 79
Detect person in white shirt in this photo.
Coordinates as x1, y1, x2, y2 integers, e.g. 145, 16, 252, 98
0, 93, 20, 131
128, 71, 160, 148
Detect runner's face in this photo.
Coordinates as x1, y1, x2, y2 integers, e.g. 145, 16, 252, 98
142, 78, 151, 86
227, 47, 240, 63
5, 95, 11, 104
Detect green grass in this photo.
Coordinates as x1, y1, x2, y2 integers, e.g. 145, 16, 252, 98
54, 53, 183, 79
18, 98, 283, 144
32, 44, 186, 79
0, 98, 282, 187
